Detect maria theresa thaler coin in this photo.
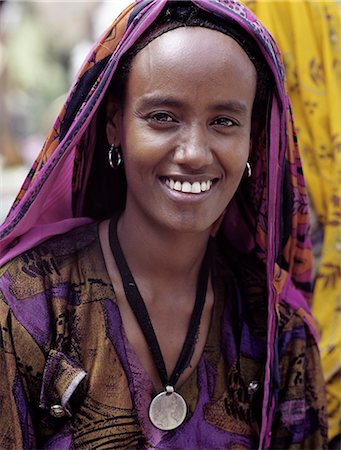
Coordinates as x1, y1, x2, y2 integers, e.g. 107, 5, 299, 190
149, 386, 187, 431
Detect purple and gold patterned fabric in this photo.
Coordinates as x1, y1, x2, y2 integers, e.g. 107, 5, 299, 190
0, 223, 327, 448
0, 1, 328, 448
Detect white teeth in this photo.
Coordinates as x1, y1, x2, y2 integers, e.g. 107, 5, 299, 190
191, 182, 201, 193
181, 182, 191, 193
165, 178, 214, 194
174, 181, 182, 191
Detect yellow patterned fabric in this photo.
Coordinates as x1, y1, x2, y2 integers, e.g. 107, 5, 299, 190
243, 0, 341, 441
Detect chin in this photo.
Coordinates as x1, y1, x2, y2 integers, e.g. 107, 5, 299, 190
162, 210, 218, 235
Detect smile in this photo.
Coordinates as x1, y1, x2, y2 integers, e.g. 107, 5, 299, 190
164, 177, 213, 194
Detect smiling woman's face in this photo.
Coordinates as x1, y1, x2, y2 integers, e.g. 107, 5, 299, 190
107, 26, 257, 234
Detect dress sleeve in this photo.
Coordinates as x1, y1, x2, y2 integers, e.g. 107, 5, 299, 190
270, 302, 328, 449
0, 296, 37, 449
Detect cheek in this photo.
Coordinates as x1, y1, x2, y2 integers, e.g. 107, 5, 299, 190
121, 121, 172, 174
219, 136, 251, 177
121, 114, 156, 155
120, 122, 147, 169
121, 136, 159, 183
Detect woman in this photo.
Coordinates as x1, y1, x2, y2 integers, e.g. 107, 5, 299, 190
0, 1, 327, 449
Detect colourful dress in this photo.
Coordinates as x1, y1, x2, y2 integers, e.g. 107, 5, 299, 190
0, 223, 327, 448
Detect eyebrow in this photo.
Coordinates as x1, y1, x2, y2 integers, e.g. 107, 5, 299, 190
136, 94, 248, 114
136, 94, 183, 110
212, 101, 248, 114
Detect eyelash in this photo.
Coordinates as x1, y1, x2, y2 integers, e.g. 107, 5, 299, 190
210, 117, 239, 128
147, 112, 176, 123
145, 112, 238, 128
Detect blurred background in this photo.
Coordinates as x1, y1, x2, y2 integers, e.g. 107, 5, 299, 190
0, 0, 131, 221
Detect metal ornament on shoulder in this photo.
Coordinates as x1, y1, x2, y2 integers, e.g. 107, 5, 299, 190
149, 385, 187, 430
49, 404, 66, 418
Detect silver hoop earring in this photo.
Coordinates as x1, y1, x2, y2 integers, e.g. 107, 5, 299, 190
108, 144, 122, 170
246, 161, 252, 178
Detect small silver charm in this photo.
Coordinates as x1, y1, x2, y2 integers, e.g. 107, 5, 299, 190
149, 385, 187, 430
49, 404, 66, 418
248, 380, 260, 394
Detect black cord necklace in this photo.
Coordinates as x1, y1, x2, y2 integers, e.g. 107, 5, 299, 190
108, 213, 211, 431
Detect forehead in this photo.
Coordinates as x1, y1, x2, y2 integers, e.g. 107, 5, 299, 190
125, 27, 257, 102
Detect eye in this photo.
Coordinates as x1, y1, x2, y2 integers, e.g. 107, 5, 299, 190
210, 117, 237, 127
148, 112, 176, 123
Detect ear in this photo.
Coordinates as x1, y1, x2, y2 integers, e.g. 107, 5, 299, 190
106, 97, 122, 145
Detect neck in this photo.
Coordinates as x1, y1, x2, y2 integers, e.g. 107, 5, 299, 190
116, 209, 211, 290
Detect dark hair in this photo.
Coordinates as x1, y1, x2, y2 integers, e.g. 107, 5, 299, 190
83, 1, 271, 220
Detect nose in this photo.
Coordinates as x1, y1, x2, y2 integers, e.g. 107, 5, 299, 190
173, 123, 213, 169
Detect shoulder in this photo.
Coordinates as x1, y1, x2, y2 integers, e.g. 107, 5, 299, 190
0, 222, 99, 283
277, 270, 318, 350
277, 298, 318, 360
0, 220, 115, 354
0, 222, 106, 326
273, 298, 328, 447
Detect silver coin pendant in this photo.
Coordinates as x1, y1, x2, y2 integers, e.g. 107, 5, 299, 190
149, 388, 187, 431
